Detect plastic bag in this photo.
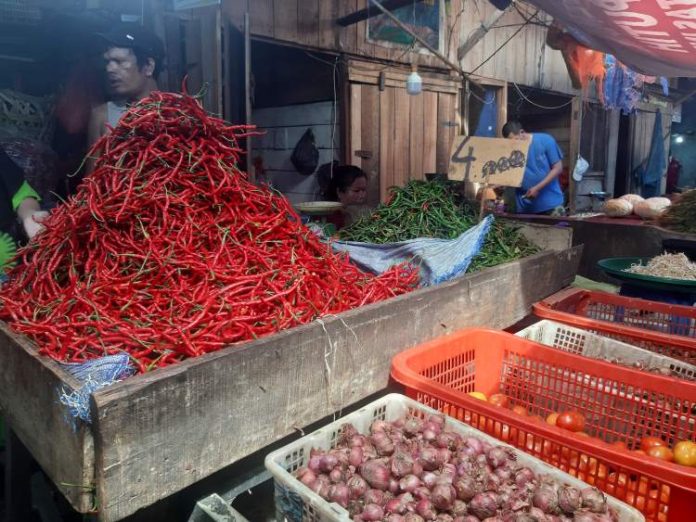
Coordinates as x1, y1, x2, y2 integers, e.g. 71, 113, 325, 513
291, 129, 319, 176
572, 155, 589, 182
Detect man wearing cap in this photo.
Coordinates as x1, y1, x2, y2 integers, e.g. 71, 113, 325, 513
87, 24, 165, 168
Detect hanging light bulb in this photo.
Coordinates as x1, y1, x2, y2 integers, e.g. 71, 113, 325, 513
407, 64, 422, 96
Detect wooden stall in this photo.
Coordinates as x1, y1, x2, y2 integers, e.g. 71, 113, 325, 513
215, 0, 467, 204
0, 226, 580, 521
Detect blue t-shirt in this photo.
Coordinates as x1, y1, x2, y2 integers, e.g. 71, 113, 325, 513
515, 133, 564, 214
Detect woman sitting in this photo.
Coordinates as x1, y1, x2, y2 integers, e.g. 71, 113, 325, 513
321, 164, 369, 230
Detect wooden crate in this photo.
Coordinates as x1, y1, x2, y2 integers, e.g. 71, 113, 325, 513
0, 227, 580, 521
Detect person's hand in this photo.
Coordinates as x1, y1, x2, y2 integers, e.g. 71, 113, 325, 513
525, 185, 541, 199
22, 210, 48, 239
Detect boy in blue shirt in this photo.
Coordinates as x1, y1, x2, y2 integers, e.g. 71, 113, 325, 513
502, 120, 565, 215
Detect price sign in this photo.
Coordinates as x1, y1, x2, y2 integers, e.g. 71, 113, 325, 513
448, 136, 530, 187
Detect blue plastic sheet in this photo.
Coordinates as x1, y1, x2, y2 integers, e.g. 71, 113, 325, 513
474, 89, 497, 138
59, 354, 135, 424
329, 215, 494, 286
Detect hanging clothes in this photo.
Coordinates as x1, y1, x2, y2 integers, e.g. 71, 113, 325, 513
641, 110, 666, 198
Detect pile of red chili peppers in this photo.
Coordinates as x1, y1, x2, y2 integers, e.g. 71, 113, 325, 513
0, 92, 417, 372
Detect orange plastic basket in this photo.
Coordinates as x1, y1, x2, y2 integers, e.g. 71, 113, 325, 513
534, 288, 696, 365
391, 328, 696, 521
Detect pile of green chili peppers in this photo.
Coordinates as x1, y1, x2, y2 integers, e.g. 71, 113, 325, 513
339, 180, 540, 272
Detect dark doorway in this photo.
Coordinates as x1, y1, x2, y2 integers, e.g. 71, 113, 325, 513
614, 113, 632, 197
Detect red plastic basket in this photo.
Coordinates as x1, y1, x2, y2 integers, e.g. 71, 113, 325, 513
391, 328, 696, 521
534, 288, 696, 365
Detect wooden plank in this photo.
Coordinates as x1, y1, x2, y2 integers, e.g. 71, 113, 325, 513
249, 0, 273, 37
349, 73, 460, 94
273, 0, 298, 42
347, 61, 461, 91
337, 0, 358, 52
355, 0, 376, 60
496, 82, 508, 137
297, 0, 320, 48
0, 324, 94, 513
317, 0, 337, 49
183, 16, 204, 97
361, 84, 381, 206
91, 245, 580, 521
422, 90, 438, 174
199, 7, 222, 114
393, 87, 411, 188
221, 0, 247, 29
436, 92, 455, 174
163, 14, 184, 93
349, 83, 362, 165
409, 91, 425, 180
379, 86, 395, 202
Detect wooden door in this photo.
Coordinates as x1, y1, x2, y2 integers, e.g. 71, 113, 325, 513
346, 60, 460, 204
159, 4, 223, 114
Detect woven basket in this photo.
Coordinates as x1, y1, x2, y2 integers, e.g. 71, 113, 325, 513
0, 90, 54, 144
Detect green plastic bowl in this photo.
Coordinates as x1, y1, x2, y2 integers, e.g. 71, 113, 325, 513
598, 256, 696, 293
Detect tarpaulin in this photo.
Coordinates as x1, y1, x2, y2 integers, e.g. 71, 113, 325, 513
516, 0, 696, 77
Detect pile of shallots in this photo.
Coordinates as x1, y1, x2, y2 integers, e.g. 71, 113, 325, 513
294, 414, 619, 521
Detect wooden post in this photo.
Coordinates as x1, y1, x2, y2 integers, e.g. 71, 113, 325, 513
605, 110, 620, 197
496, 82, 508, 136
244, 12, 252, 181
568, 96, 583, 215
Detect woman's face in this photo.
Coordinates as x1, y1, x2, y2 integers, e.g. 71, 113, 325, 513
338, 176, 368, 206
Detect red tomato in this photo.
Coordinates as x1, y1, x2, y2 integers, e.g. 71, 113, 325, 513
611, 440, 629, 451
555, 411, 586, 432
489, 393, 509, 408
647, 445, 674, 462
511, 405, 528, 417
673, 440, 696, 467
640, 437, 668, 452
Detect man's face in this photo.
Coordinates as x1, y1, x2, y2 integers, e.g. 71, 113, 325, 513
508, 130, 528, 141
104, 47, 153, 98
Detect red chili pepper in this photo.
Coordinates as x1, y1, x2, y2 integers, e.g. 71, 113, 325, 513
0, 91, 418, 371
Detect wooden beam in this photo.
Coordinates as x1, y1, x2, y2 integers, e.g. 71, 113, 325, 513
457, 8, 508, 61
674, 87, 696, 106
336, 0, 422, 27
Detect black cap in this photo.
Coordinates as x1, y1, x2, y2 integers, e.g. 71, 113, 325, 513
97, 23, 164, 59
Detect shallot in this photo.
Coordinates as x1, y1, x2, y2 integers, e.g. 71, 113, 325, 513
558, 486, 582, 514
416, 498, 438, 520
361, 460, 391, 491
362, 503, 385, 521
581, 487, 607, 513
293, 413, 619, 521
469, 492, 499, 519
347, 475, 369, 499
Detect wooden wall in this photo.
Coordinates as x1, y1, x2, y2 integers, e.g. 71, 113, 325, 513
222, 0, 464, 70
346, 60, 459, 204
458, 3, 575, 95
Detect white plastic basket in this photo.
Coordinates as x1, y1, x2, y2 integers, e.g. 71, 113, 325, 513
264, 393, 644, 522
516, 319, 696, 382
